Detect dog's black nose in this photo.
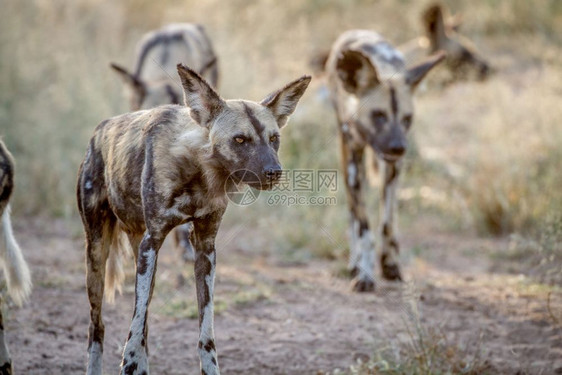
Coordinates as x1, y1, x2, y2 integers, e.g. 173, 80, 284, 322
387, 138, 406, 156
264, 168, 283, 181
388, 145, 406, 156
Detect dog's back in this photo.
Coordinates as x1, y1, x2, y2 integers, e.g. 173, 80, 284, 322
134, 23, 218, 87
327, 30, 406, 81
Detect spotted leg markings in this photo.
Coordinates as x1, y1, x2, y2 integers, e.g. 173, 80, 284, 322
379, 161, 403, 281
351, 220, 376, 292
120, 244, 157, 375
84, 236, 107, 375
341, 144, 376, 292
196, 251, 219, 375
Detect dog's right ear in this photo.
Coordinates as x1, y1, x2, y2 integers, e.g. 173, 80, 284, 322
423, 4, 448, 48
336, 50, 379, 94
177, 63, 225, 129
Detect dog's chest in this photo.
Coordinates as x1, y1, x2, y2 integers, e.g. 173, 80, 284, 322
172, 185, 228, 221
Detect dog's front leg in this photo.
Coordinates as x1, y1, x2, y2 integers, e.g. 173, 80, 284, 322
379, 160, 403, 281
341, 137, 376, 292
120, 231, 166, 375
193, 211, 224, 375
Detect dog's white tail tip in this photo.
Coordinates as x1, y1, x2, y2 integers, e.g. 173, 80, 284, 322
1, 206, 32, 306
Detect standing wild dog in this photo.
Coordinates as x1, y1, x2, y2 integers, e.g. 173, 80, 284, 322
111, 23, 219, 111
78, 64, 310, 375
111, 23, 220, 262
401, 3, 490, 81
326, 30, 444, 291
0, 140, 32, 374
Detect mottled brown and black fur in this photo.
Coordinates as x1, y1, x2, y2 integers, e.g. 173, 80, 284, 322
78, 64, 310, 375
111, 23, 220, 263
325, 30, 444, 291
0, 145, 13, 217
0, 140, 32, 375
111, 23, 219, 111
401, 3, 490, 81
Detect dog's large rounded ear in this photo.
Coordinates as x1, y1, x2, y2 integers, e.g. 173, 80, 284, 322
261, 75, 311, 128
177, 63, 225, 129
406, 50, 446, 90
336, 50, 379, 94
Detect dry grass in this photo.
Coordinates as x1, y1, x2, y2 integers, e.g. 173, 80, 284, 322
334, 328, 492, 375
329, 290, 494, 375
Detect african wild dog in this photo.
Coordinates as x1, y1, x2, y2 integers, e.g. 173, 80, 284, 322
111, 23, 219, 111
325, 30, 444, 291
77, 64, 310, 375
401, 3, 490, 81
0, 140, 32, 374
111, 23, 219, 263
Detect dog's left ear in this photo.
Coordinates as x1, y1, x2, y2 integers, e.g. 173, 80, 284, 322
406, 51, 446, 90
177, 63, 225, 129
261, 75, 311, 128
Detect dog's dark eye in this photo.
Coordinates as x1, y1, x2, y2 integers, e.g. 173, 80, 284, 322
403, 114, 413, 129
269, 135, 278, 143
234, 137, 245, 144
371, 110, 387, 129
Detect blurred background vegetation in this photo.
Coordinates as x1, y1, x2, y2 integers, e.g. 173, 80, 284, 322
1, 0, 561, 285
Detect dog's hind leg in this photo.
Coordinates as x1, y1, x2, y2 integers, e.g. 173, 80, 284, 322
83, 211, 115, 375
173, 223, 195, 262
78, 147, 114, 375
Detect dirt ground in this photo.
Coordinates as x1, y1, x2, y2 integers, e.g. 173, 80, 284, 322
6, 217, 562, 375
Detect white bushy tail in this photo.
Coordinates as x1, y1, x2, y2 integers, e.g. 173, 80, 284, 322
0, 205, 31, 306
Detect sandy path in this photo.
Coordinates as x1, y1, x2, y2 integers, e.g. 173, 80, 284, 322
5, 218, 562, 374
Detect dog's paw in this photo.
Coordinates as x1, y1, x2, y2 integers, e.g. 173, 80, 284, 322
381, 262, 402, 281
352, 278, 376, 292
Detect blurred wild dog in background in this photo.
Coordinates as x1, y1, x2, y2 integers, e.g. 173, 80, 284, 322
111, 23, 219, 110
0, 140, 32, 374
401, 3, 491, 81
111, 23, 220, 263
325, 30, 444, 291
78, 64, 310, 375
